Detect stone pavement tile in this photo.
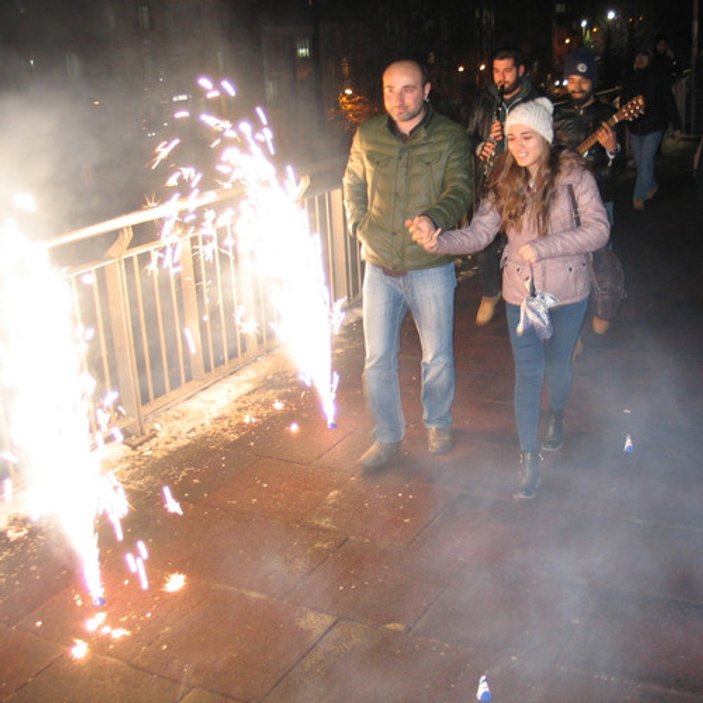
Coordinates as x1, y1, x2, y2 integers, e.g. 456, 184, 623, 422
0, 624, 63, 700
179, 689, 243, 703
559, 587, 703, 696
285, 538, 463, 628
226, 401, 347, 464
443, 657, 703, 703
0, 526, 75, 626
409, 492, 547, 566
15, 560, 211, 661
125, 502, 345, 598
538, 459, 703, 530
311, 426, 376, 470
262, 619, 473, 703
304, 472, 459, 546
159, 442, 259, 504
2, 652, 183, 703
449, 400, 516, 446
515, 508, 703, 602
135, 587, 335, 701
202, 456, 352, 522
454, 364, 513, 403
454, 333, 513, 368
413, 562, 589, 668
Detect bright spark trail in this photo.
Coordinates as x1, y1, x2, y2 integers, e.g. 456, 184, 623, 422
153, 75, 342, 427
0, 210, 127, 604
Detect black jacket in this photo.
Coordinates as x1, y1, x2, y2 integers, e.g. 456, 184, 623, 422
554, 99, 625, 203
621, 66, 682, 136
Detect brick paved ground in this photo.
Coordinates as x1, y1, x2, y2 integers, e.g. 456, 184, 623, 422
1, 137, 702, 702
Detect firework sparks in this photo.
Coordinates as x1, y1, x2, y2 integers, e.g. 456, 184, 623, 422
0, 215, 132, 604
164, 572, 187, 592
151, 75, 342, 427
162, 486, 183, 515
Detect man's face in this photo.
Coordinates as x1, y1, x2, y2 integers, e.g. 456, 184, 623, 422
492, 58, 524, 97
566, 75, 593, 106
634, 52, 650, 70
382, 62, 430, 130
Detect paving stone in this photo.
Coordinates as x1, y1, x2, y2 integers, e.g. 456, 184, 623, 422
285, 538, 463, 628
262, 619, 472, 703
3, 652, 182, 703
413, 561, 590, 668
134, 588, 335, 700
0, 624, 63, 700
305, 472, 459, 546
202, 456, 352, 522
559, 588, 703, 695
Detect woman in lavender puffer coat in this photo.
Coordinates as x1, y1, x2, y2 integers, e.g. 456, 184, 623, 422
408, 97, 609, 500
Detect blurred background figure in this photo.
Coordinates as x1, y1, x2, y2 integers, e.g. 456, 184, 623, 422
620, 49, 682, 212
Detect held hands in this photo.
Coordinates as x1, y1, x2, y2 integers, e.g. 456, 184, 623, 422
406, 215, 442, 251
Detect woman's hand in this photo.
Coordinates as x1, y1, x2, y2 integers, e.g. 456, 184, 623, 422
518, 243, 538, 263
406, 215, 442, 251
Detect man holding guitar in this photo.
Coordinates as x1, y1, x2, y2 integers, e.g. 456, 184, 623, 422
555, 48, 626, 335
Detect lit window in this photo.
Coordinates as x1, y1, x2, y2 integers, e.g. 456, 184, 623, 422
296, 38, 311, 58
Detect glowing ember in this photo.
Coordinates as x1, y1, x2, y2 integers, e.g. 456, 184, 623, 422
162, 486, 184, 515
163, 572, 186, 592
71, 639, 89, 659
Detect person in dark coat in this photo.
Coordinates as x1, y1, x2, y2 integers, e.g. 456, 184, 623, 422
621, 48, 682, 211
554, 48, 625, 335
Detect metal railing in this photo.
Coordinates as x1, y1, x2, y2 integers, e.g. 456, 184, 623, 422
6, 163, 360, 445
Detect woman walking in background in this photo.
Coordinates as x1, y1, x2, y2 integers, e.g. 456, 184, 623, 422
407, 98, 609, 500
621, 48, 682, 211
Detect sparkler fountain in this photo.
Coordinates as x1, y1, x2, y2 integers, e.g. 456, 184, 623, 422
152, 76, 343, 427
0, 203, 127, 605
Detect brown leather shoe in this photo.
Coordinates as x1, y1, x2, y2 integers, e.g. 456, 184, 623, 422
427, 427, 452, 454
646, 185, 658, 200
592, 316, 610, 334
358, 441, 401, 468
633, 198, 645, 211
475, 293, 501, 326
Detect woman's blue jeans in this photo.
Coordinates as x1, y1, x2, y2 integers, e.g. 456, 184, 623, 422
505, 299, 588, 452
362, 262, 456, 444
630, 130, 664, 202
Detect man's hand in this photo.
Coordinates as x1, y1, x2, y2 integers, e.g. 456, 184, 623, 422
478, 120, 503, 161
596, 122, 618, 154
406, 215, 442, 251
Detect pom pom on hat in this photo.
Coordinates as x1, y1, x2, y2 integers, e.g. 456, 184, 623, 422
505, 97, 554, 144
563, 49, 599, 83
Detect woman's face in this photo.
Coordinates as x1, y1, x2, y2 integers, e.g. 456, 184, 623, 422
507, 125, 548, 175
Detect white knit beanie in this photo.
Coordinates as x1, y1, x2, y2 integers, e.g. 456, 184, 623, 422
505, 97, 554, 144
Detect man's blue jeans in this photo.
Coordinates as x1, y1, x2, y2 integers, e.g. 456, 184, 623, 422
630, 130, 664, 202
505, 299, 588, 452
362, 262, 456, 444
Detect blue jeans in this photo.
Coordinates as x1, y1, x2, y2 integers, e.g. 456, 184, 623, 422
505, 299, 588, 452
363, 262, 456, 444
630, 130, 663, 202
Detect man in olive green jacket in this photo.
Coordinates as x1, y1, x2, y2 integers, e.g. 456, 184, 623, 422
343, 59, 473, 468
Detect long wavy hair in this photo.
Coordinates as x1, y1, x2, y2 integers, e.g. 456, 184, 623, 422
485, 142, 584, 235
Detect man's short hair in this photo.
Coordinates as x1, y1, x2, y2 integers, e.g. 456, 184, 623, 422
385, 58, 429, 85
491, 47, 524, 68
